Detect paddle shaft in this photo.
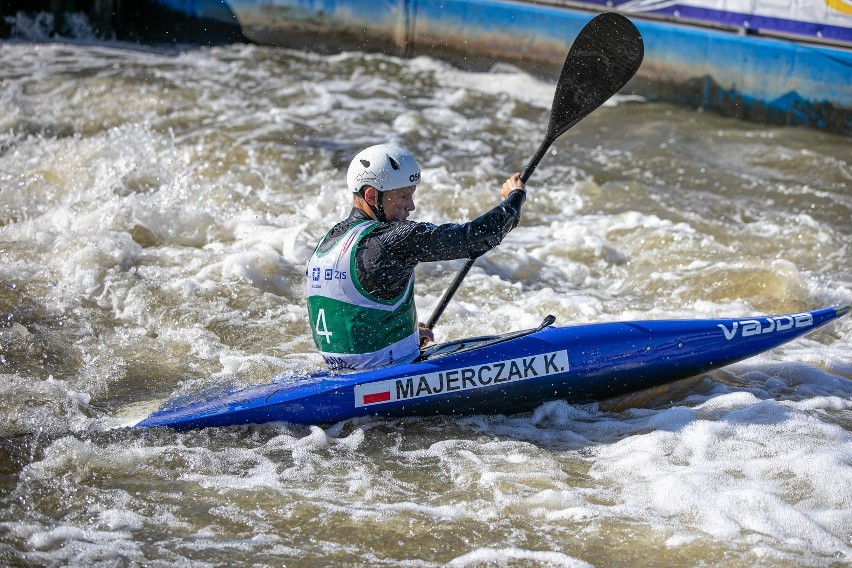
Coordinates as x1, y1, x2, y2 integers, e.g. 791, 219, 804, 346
424, 137, 551, 330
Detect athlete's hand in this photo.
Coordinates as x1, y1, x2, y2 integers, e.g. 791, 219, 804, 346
501, 173, 524, 199
418, 322, 434, 347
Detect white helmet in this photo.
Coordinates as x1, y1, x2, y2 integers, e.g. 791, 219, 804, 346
347, 144, 421, 194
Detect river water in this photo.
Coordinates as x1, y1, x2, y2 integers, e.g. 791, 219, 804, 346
1, 21, 851, 568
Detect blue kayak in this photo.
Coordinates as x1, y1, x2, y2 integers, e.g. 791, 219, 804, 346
136, 306, 850, 430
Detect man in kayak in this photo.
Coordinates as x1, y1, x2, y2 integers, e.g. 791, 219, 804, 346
306, 144, 526, 371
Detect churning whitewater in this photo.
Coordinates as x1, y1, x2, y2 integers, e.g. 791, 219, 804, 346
1, 26, 851, 567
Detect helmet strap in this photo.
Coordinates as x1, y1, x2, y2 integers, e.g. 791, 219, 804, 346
374, 191, 387, 222
359, 186, 387, 222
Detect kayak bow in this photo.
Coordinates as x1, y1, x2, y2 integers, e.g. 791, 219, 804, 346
136, 306, 849, 430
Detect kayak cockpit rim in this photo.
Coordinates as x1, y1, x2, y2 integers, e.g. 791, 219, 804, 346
416, 314, 557, 361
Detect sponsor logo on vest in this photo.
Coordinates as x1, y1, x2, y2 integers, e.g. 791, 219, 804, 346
323, 269, 347, 281
717, 313, 813, 340
354, 350, 569, 407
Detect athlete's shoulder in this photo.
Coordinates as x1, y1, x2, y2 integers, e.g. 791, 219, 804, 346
371, 219, 435, 239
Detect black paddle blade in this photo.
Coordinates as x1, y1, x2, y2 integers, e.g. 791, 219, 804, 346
547, 12, 644, 141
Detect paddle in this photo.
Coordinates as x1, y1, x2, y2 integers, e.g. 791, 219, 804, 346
425, 12, 644, 330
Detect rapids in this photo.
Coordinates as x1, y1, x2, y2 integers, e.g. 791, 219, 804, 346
1, 20, 850, 567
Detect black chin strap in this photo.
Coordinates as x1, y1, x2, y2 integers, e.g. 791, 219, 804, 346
359, 187, 386, 222
374, 191, 386, 222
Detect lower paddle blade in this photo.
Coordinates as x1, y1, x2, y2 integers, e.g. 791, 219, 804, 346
547, 12, 644, 140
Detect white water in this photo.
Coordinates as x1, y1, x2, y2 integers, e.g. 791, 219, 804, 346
0, 28, 851, 567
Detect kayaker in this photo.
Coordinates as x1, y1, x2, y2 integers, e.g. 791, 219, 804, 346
306, 143, 526, 371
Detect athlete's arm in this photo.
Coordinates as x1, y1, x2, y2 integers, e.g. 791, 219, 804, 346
404, 188, 526, 261
357, 175, 526, 300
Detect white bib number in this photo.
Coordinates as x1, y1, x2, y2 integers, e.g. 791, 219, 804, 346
314, 308, 333, 343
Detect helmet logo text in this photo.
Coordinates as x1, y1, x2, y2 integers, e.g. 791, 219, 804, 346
355, 171, 377, 185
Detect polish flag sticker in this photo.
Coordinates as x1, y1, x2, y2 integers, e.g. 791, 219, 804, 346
360, 389, 391, 405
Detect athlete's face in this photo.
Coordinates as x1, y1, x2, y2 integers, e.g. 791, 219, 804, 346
381, 185, 416, 221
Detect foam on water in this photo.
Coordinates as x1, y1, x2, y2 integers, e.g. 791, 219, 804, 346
0, 32, 850, 566
589, 395, 852, 557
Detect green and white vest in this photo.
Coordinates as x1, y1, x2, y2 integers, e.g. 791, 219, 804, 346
306, 220, 419, 371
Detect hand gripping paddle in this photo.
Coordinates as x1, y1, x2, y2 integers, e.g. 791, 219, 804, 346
426, 12, 644, 330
